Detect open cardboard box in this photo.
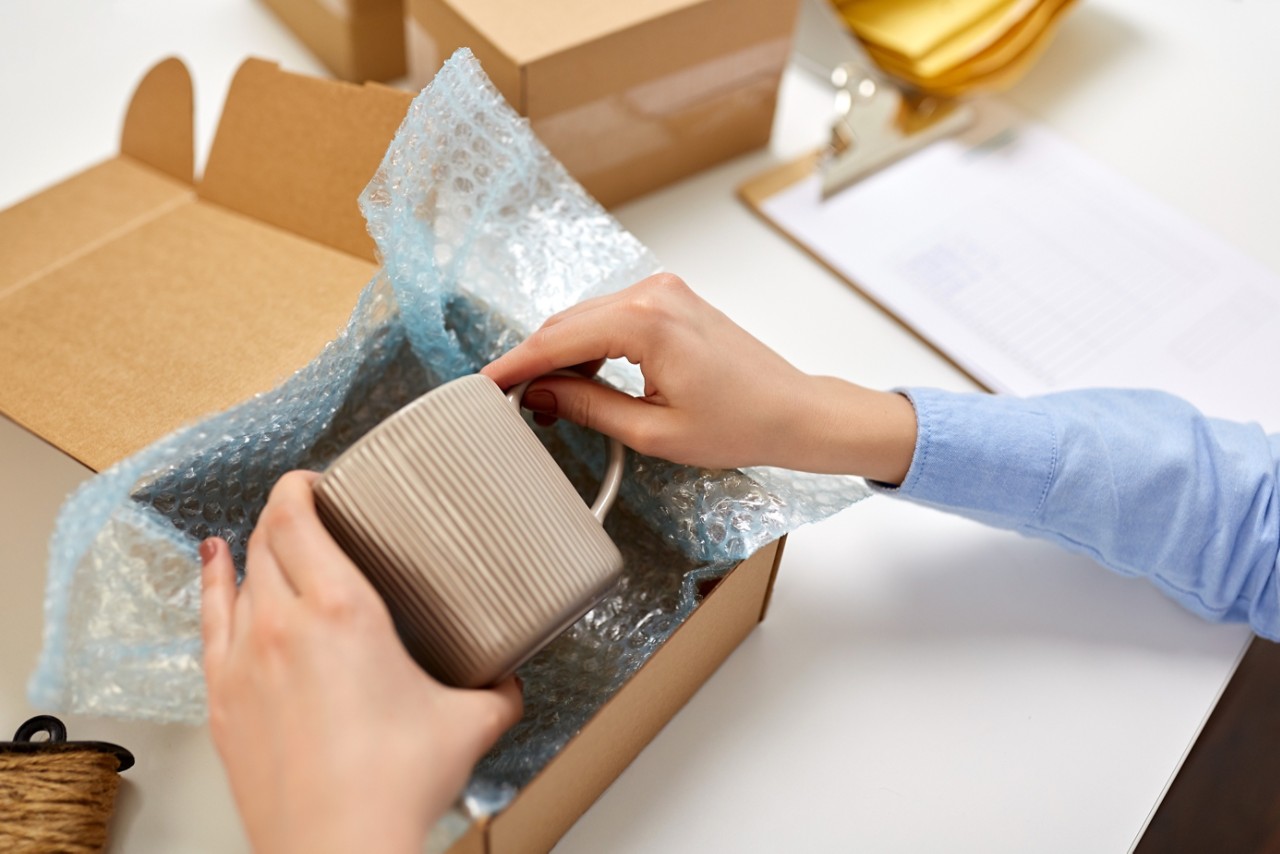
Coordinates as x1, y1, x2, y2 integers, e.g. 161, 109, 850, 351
0, 59, 786, 852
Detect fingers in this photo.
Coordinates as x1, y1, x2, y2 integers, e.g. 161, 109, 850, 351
521, 374, 667, 452
482, 320, 616, 391
537, 281, 644, 329
567, 358, 606, 379
485, 303, 662, 393
200, 537, 237, 678
537, 273, 690, 331
484, 274, 699, 392
489, 676, 524, 731
537, 295, 614, 330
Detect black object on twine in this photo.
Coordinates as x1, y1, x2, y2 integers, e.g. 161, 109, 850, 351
0, 716, 133, 772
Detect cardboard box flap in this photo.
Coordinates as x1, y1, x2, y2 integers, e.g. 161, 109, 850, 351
0, 161, 191, 299
0, 58, 389, 471
198, 58, 413, 262
120, 56, 195, 185
0, 59, 196, 294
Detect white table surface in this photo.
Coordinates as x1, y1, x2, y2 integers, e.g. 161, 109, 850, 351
1, 1, 1273, 851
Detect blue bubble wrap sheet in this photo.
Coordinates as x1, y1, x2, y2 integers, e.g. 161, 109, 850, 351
30, 49, 870, 816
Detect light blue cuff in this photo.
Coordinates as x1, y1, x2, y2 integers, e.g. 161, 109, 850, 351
868, 386, 1280, 639
872, 387, 1057, 526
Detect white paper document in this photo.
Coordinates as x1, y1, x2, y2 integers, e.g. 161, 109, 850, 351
762, 106, 1280, 431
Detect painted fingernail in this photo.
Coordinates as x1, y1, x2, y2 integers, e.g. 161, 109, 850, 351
523, 389, 556, 414
199, 538, 219, 566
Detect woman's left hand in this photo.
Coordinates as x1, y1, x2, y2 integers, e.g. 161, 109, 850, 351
200, 470, 523, 854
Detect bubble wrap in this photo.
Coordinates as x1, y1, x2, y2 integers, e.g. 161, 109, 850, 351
30, 49, 870, 816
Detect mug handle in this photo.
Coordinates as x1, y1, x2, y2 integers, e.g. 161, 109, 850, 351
507, 373, 626, 523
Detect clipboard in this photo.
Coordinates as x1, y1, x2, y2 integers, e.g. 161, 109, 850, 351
738, 152, 992, 393
739, 150, 995, 393
736, 91, 1280, 432
738, 54, 988, 390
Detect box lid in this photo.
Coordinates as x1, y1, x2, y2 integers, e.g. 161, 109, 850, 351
448, 0, 707, 65
440, 0, 798, 120
0, 59, 412, 471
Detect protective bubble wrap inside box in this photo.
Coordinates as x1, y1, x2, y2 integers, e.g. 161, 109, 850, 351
30, 49, 871, 816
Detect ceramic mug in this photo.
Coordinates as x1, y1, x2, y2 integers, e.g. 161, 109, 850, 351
313, 373, 626, 688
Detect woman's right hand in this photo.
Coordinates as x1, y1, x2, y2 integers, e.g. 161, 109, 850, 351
481, 275, 917, 484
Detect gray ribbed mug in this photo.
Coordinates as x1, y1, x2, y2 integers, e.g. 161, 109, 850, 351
313, 373, 625, 688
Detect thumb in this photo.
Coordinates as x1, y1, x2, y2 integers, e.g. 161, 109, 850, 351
447, 677, 524, 762
521, 376, 662, 449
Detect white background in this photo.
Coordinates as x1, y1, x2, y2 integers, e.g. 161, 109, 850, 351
1, 1, 1274, 851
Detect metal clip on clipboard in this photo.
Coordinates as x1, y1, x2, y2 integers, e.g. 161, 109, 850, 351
821, 64, 974, 198
796, 0, 976, 198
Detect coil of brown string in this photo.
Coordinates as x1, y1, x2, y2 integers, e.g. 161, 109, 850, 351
0, 715, 134, 853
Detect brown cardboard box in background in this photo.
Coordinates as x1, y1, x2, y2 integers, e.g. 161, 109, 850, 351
406, 0, 801, 207
261, 0, 407, 81
0, 59, 787, 853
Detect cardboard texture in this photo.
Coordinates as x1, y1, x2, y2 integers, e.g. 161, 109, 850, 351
406, 0, 801, 207
1, 59, 788, 853
261, 0, 407, 82
0, 58, 410, 472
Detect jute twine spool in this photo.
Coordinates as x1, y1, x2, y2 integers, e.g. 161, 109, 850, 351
0, 716, 133, 853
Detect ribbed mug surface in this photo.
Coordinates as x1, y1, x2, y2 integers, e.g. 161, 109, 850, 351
314, 374, 623, 687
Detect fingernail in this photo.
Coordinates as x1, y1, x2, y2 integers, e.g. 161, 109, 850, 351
199, 538, 219, 566
523, 389, 556, 414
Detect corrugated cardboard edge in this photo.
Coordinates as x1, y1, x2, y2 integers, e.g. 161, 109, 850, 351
120, 57, 195, 184
464, 536, 784, 853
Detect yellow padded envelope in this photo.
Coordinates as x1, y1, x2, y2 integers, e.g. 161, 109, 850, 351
835, 0, 1076, 95
837, 0, 1036, 62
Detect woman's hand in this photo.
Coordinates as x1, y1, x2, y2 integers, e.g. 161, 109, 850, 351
482, 275, 916, 484
200, 471, 523, 854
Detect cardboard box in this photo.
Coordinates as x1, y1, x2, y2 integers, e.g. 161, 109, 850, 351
0, 59, 787, 853
261, 0, 407, 82
406, 0, 801, 208
0, 58, 408, 471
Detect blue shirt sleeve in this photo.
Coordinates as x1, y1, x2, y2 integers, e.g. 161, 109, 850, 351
871, 387, 1280, 639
